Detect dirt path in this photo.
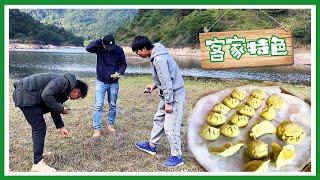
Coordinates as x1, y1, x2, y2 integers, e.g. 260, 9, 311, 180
294, 50, 311, 65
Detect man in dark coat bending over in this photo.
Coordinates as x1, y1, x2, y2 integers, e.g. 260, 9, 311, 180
12, 73, 88, 172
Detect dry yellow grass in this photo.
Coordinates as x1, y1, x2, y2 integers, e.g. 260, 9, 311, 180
9, 75, 311, 172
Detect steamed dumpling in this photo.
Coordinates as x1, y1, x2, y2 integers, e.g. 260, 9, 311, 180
246, 140, 269, 160
231, 89, 247, 100
212, 103, 231, 115
246, 96, 263, 109
260, 106, 277, 121
272, 142, 296, 169
207, 112, 226, 126
249, 120, 276, 139
220, 123, 240, 138
277, 120, 305, 144
208, 141, 245, 157
238, 104, 256, 117
267, 94, 286, 109
251, 89, 266, 100
223, 96, 240, 109
244, 160, 270, 172
199, 123, 220, 141
230, 113, 250, 127
271, 142, 282, 160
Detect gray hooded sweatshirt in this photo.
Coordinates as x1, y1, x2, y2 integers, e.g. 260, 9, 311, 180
149, 43, 184, 104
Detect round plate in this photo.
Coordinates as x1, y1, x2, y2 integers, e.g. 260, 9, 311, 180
187, 85, 311, 172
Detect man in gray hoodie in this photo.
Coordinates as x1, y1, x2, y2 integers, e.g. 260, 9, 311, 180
131, 36, 185, 167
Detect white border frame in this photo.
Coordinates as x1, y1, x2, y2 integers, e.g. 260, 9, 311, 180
4, 5, 316, 176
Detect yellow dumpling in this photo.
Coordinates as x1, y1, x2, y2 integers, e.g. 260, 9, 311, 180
220, 123, 240, 138
267, 94, 286, 109
199, 123, 220, 141
246, 96, 263, 109
230, 113, 250, 127
207, 112, 226, 126
249, 120, 276, 139
246, 140, 269, 160
271, 142, 282, 160
244, 160, 270, 172
272, 142, 296, 169
223, 96, 240, 109
231, 89, 247, 100
212, 103, 230, 115
277, 120, 305, 144
208, 141, 245, 157
251, 89, 266, 100
238, 104, 256, 117
260, 106, 277, 121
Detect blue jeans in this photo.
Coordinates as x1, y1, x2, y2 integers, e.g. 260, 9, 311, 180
93, 80, 119, 130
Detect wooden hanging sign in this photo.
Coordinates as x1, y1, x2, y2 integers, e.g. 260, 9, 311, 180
199, 29, 293, 69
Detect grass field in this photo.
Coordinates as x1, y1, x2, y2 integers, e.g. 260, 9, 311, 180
8, 75, 311, 172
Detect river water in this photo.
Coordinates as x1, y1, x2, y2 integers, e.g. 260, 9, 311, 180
9, 48, 311, 85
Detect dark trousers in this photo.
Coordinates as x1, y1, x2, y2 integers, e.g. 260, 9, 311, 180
20, 106, 46, 164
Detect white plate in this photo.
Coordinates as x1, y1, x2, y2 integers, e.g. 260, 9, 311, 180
187, 85, 311, 172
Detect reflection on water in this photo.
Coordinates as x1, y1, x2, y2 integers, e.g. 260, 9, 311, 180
9, 50, 311, 85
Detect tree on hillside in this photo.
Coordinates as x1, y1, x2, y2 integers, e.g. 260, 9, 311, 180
115, 9, 311, 47
9, 9, 83, 46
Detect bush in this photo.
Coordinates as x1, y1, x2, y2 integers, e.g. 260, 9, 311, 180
292, 21, 311, 44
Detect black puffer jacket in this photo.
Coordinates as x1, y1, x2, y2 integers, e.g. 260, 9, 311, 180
13, 73, 77, 114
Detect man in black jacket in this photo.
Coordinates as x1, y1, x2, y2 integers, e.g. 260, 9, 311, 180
86, 35, 127, 136
13, 73, 88, 172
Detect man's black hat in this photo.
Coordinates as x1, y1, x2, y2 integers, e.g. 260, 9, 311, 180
102, 35, 116, 50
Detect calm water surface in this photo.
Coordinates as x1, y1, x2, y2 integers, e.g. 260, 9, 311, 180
9, 48, 311, 85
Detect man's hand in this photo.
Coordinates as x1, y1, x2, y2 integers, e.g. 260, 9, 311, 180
111, 72, 121, 80
144, 84, 156, 93
62, 107, 70, 114
165, 103, 173, 113
59, 127, 69, 138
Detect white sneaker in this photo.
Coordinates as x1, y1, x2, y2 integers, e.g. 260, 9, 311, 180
31, 159, 56, 172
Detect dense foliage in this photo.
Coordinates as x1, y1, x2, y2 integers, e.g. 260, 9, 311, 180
114, 9, 311, 47
9, 9, 83, 46
11, 9, 311, 47
22, 9, 138, 45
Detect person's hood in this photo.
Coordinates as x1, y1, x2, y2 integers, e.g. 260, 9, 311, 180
63, 73, 77, 91
149, 43, 168, 61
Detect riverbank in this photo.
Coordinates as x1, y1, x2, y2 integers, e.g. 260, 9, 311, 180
9, 42, 199, 56
9, 43, 77, 49
9, 75, 310, 172
9, 43, 311, 66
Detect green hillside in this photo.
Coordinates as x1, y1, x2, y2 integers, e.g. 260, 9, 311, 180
22, 9, 138, 45
114, 9, 311, 47
12, 9, 311, 48
9, 9, 83, 46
